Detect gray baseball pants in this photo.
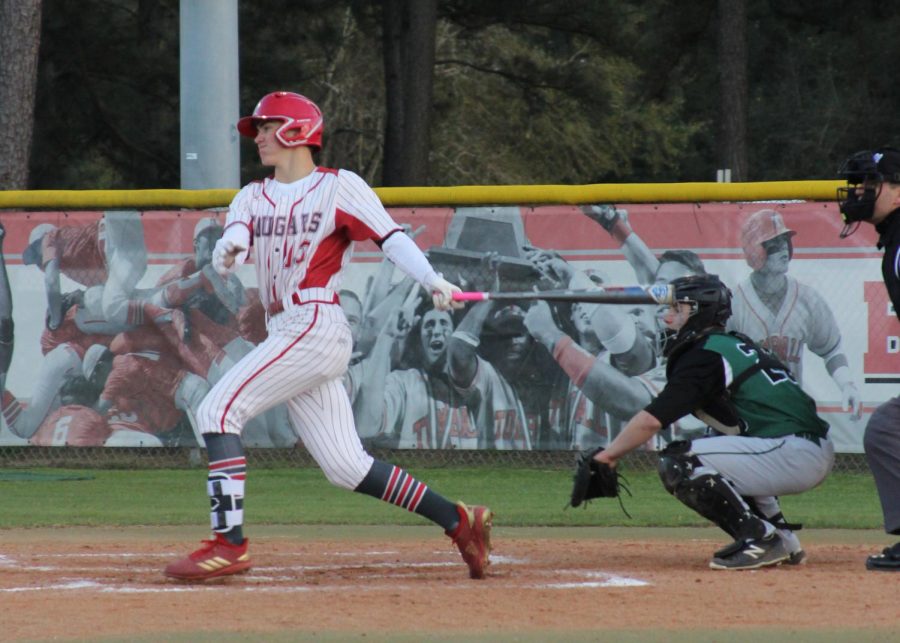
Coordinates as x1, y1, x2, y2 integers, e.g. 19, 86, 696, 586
863, 395, 900, 534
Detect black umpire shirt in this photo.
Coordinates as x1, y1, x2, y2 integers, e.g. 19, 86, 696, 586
875, 209, 900, 321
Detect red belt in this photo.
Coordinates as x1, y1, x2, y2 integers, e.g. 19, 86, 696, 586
267, 291, 340, 316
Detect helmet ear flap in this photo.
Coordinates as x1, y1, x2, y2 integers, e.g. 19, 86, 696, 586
276, 120, 311, 146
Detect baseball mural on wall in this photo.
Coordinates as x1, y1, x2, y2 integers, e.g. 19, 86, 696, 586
0, 199, 893, 452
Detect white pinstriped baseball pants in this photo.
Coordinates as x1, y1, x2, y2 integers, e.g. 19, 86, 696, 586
196, 301, 374, 489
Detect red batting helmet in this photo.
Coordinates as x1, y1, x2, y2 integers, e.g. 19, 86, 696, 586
740, 209, 796, 270
236, 91, 323, 150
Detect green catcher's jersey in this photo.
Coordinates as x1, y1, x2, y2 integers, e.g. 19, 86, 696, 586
700, 333, 829, 439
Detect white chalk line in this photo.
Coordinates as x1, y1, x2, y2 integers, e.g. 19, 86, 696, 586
0, 550, 651, 594
32, 550, 403, 559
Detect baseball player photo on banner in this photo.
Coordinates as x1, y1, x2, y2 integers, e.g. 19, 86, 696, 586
0, 198, 893, 453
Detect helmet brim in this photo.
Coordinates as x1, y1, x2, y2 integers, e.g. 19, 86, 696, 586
237, 116, 261, 138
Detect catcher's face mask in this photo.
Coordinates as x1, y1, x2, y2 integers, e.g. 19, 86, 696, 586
662, 302, 695, 332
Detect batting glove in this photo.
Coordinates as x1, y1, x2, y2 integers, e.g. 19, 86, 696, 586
212, 239, 245, 277
429, 275, 464, 312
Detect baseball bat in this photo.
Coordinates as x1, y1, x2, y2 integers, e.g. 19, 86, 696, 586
451, 285, 674, 305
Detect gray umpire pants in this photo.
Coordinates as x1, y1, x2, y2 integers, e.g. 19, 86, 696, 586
863, 395, 900, 534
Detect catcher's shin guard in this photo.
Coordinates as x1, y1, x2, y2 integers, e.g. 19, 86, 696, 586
658, 443, 766, 541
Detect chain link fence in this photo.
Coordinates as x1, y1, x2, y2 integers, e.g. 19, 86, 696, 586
0, 446, 871, 474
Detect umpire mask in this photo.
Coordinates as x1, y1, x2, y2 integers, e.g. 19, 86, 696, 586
837, 147, 900, 237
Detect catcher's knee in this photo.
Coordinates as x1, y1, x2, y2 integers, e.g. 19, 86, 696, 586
657, 440, 699, 495
657, 441, 763, 540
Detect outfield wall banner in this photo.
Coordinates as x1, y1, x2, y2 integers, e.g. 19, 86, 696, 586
0, 202, 895, 452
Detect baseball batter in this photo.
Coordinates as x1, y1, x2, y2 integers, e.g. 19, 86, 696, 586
163, 91, 492, 581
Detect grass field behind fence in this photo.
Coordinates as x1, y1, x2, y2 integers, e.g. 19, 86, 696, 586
0, 467, 882, 530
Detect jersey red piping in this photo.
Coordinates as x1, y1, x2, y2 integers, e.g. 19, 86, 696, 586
216, 304, 320, 433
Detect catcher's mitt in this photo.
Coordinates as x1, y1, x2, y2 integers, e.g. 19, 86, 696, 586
568, 447, 631, 516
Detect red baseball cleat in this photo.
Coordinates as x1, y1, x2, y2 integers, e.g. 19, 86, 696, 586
448, 502, 493, 579
164, 534, 252, 581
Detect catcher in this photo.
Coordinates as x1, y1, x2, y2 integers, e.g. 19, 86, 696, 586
572, 274, 833, 570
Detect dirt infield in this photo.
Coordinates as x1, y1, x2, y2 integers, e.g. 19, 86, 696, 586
1, 525, 895, 641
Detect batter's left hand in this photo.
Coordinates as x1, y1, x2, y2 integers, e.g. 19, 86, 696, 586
430, 275, 464, 312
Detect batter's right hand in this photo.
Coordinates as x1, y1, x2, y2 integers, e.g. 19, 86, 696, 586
430, 275, 464, 312
212, 239, 246, 276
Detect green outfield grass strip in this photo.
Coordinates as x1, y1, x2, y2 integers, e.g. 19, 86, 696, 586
0, 471, 95, 482
0, 468, 882, 530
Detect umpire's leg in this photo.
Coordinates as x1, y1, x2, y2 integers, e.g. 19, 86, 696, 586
863, 396, 900, 534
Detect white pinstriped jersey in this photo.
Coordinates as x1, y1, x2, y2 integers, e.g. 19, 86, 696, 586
225, 168, 401, 309
726, 275, 843, 385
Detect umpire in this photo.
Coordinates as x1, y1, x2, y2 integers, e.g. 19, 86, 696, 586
836, 147, 900, 571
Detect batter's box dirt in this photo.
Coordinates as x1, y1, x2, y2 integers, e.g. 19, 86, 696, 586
0, 526, 897, 640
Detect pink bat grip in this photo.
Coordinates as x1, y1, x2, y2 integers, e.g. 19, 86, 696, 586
451, 291, 490, 301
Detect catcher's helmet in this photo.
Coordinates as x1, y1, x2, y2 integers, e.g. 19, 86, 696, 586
740, 209, 796, 271
670, 274, 732, 336
236, 91, 323, 150
836, 147, 900, 235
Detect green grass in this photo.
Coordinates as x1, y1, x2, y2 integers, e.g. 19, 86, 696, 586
0, 466, 883, 529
